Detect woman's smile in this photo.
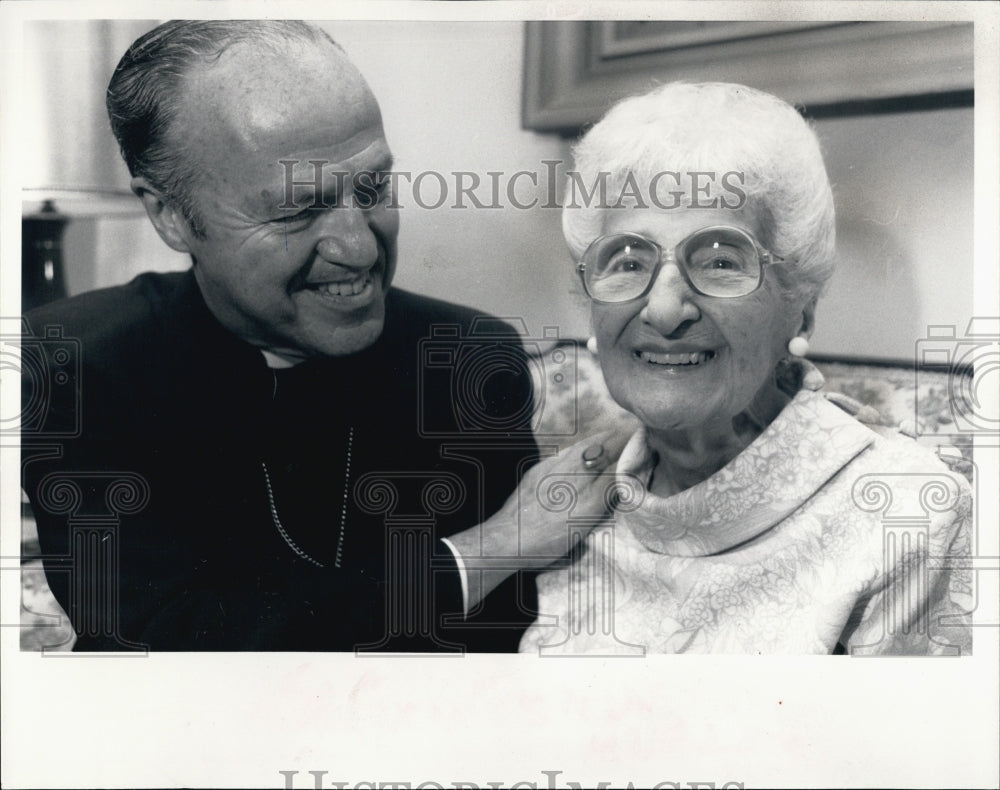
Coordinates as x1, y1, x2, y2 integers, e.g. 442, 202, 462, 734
634, 348, 717, 367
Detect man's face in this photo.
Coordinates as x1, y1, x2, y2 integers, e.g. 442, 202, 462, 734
172, 41, 398, 358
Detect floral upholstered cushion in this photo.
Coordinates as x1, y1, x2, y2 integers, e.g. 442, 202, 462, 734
529, 341, 974, 479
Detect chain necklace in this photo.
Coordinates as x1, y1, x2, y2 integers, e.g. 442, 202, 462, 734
263, 370, 353, 569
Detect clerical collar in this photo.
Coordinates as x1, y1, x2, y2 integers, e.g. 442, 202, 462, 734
261, 349, 303, 369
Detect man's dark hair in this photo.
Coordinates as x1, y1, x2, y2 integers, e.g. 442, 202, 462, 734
106, 20, 338, 237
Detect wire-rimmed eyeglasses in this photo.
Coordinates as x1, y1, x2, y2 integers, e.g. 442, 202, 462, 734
577, 225, 786, 303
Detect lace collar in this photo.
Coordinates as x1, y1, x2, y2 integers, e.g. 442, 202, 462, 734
614, 368, 877, 557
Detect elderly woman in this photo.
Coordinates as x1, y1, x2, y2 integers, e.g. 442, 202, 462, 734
517, 82, 972, 655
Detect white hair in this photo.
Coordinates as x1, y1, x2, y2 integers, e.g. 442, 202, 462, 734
562, 82, 836, 300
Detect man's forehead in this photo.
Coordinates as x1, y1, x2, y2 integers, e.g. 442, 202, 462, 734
176, 40, 383, 162
188, 36, 364, 98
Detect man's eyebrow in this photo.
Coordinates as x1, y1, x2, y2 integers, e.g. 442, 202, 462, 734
267, 153, 395, 214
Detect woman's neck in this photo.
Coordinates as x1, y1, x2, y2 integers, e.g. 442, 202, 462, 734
645, 376, 790, 498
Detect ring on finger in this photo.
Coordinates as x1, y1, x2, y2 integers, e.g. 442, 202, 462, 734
582, 443, 605, 471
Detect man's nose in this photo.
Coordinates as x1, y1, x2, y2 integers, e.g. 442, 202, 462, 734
638, 262, 701, 335
314, 204, 379, 269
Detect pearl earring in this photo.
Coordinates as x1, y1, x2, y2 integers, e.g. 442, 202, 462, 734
787, 336, 809, 357
586, 336, 599, 355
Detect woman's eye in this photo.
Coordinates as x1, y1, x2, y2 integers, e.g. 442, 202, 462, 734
607, 255, 645, 273
688, 246, 748, 273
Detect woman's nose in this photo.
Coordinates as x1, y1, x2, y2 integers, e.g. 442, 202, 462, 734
639, 262, 701, 334
314, 205, 379, 269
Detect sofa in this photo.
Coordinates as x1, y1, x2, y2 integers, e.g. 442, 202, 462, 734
20, 340, 974, 650
527, 340, 973, 469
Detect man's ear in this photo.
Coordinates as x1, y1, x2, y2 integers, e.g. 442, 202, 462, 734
799, 296, 818, 340
131, 176, 195, 253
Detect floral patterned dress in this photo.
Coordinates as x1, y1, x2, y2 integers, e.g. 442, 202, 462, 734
519, 384, 973, 656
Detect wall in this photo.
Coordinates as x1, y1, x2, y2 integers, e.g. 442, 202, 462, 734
34, 21, 973, 362
332, 22, 975, 361
22, 19, 193, 296
326, 21, 584, 342
810, 107, 973, 361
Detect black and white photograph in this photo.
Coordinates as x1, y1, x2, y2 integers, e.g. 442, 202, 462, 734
1, 2, 997, 788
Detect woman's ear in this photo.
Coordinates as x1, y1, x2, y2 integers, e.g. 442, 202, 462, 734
131, 176, 195, 254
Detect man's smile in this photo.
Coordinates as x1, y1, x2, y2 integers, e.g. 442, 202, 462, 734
307, 272, 373, 297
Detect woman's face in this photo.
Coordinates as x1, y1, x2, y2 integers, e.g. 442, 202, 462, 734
590, 204, 810, 436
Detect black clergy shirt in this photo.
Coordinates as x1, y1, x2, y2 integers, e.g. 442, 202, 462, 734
22, 270, 539, 651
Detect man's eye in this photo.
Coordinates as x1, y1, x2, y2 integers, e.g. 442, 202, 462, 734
274, 206, 318, 225
349, 172, 392, 210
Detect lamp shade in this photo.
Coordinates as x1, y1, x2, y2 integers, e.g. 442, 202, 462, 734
20, 20, 162, 310
22, 19, 158, 216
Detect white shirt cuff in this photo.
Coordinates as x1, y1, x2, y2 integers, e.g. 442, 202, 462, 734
439, 536, 469, 617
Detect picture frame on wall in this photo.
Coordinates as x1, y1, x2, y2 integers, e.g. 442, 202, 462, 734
523, 21, 974, 133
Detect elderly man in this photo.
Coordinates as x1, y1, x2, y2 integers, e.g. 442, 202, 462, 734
21, 20, 614, 651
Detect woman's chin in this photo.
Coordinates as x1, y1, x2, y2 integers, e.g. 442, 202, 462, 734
629, 400, 726, 435
615, 373, 727, 431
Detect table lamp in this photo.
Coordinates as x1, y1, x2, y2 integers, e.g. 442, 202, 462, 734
21, 20, 154, 312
